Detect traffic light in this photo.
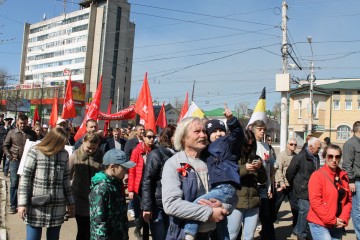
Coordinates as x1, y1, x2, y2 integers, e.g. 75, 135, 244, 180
311, 124, 317, 133
303, 125, 308, 132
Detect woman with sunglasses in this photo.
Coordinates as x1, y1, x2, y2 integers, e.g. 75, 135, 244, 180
128, 129, 156, 239
307, 144, 352, 240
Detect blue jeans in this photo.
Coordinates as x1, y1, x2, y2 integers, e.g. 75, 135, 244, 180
309, 222, 343, 240
9, 160, 20, 209
26, 224, 61, 240
352, 181, 360, 239
149, 206, 169, 240
295, 198, 310, 238
184, 183, 236, 239
227, 208, 259, 240
3, 157, 10, 175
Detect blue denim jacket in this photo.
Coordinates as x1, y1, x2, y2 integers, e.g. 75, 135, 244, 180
207, 117, 244, 188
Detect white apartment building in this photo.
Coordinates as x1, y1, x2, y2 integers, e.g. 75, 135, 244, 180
18, 0, 135, 125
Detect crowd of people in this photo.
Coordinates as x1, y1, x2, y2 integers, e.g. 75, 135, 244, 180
0, 110, 359, 240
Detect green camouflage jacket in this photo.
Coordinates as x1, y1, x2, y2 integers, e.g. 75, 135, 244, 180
89, 171, 128, 240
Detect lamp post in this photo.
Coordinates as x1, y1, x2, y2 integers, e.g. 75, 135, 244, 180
307, 36, 314, 135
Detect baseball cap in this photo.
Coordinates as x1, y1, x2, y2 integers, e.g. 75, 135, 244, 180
56, 118, 67, 125
103, 149, 136, 169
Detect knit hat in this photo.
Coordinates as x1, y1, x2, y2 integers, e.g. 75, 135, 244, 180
205, 119, 226, 136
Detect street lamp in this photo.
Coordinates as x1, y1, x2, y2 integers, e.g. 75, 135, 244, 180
307, 36, 315, 135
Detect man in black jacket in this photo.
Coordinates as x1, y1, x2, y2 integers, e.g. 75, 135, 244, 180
124, 124, 144, 158
106, 128, 126, 152
286, 137, 321, 240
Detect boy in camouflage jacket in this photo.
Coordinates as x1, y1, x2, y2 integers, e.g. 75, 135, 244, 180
89, 149, 136, 240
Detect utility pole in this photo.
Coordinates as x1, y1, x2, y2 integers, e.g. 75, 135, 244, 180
307, 36, 314, 135
279, 0, 289, 152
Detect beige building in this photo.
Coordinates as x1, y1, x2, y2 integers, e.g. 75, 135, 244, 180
288, 79, 360, 147
17, 0, 135, 125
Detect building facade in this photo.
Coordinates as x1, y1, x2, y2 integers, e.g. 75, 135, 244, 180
288, 79, 360, 147
17, 0, 135, 125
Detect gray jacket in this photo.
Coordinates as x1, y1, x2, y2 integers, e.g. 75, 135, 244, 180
275, 149, 297, 186
161, 151, 213, 223
343, 134, 360, 183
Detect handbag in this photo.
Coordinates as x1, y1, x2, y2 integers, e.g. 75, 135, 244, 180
31, 194, 52, 207
30, 152, 58, 207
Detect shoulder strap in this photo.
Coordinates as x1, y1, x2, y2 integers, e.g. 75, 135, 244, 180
319, 169, 336, 189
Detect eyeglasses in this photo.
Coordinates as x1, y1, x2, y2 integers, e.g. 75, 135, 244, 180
146, 135, 155, 139
289, 143, 297, 146
326, 154, 341, 161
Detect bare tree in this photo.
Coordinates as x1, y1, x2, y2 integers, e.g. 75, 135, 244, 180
172, 96, 183, 111
272, 102, 281, 119
235, 102, 249, 119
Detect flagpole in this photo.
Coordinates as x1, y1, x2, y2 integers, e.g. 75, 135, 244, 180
191, 80, 195, 101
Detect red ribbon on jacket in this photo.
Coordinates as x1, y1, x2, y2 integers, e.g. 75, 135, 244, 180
177, 163, 191, 177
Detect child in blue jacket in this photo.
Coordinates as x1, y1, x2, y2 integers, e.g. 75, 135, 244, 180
184, 105, 244, 240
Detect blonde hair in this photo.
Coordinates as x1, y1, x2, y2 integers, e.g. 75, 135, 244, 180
36, 127, 68, 156
173, 117, 202, 151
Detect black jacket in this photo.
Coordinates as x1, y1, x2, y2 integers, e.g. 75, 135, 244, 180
124, 137, 139, 158
286, 148, 319, 200
142, 147, 174, 211
105, 137, 126, 152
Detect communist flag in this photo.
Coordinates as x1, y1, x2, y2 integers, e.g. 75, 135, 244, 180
33, 106, 40, 126
156, 102, 167, 129
49, 90, 59, 127
61, 75, 77, 119
177, 92, 188, 122
134, 72, 156, 133
74, 76, 103, 141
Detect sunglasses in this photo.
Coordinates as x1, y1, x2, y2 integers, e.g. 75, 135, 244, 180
289, 143, 297, 146
146, 135, 155, 139
326, 154, 341, 161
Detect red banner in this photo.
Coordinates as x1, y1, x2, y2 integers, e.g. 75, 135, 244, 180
98, 106, 136, 120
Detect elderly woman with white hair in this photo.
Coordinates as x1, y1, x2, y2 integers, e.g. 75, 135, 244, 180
161, 117, 228, 240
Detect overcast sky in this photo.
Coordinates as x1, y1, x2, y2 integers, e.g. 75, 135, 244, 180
1, 0, 360, 112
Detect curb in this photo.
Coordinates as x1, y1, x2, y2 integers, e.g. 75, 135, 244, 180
0, 177, 7, 240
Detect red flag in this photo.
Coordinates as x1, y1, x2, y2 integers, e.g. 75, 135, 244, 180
177, 92, 188, 122
156, 102, 167, 129
103, 99, 112, 136
74, 76, 103, 141
33, 106, 40, 127
134, 72, 156, 133
49, 90, 58, 128
61, 74, 77, 119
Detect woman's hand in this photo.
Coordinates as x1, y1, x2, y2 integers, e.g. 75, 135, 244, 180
66, 205, 75, 218
18, 206, 26, 220
246, 163, 256, 171
128, 192, 134, 200
336, 218, 346, 228
143, 211, 152, 223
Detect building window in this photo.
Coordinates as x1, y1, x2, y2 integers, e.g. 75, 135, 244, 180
345, 100, 352, 110
333, 100, 340, 110
337, 125, 351, 141
298, 100, 302, 119
313, 101, 319, 119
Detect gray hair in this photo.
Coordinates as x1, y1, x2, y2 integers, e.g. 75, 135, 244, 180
307, 137, 319, 147
173, 117, 203, 151
287, 138, 297, 144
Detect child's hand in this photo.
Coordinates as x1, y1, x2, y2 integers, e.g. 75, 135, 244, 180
223, 103, 233, 120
